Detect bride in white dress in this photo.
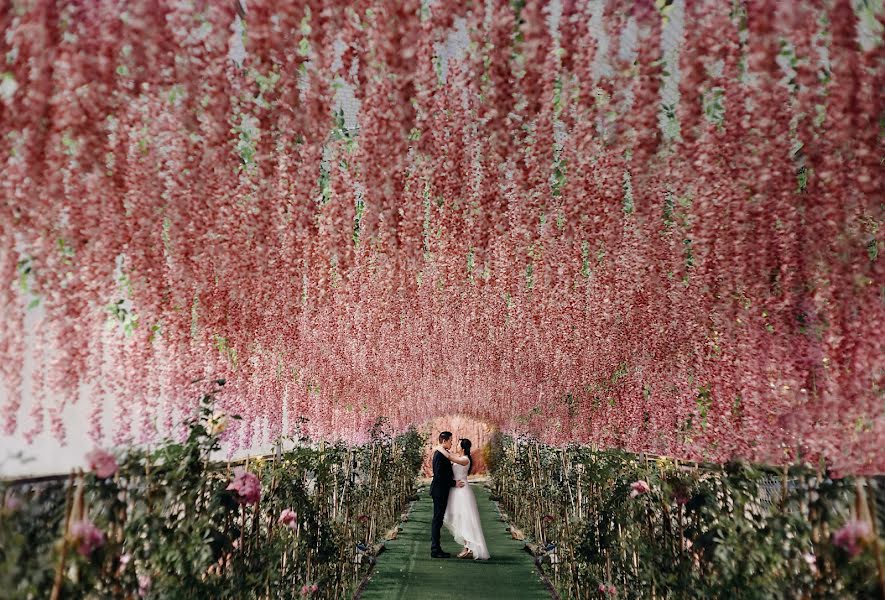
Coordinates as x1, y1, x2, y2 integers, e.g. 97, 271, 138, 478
436, 439, 490, 560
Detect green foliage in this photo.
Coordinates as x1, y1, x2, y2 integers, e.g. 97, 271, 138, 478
489, 436, 883, 599
0, 386, 423, 599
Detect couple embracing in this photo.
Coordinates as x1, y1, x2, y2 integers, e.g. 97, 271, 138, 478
429, 431, 490, 560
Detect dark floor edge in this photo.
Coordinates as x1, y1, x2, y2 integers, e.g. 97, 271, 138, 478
529, 550, 561, 600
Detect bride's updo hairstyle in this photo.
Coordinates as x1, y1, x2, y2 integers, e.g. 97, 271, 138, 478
460, 438, 472, 475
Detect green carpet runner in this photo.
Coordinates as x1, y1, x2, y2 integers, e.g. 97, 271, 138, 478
359, 484, 551, 599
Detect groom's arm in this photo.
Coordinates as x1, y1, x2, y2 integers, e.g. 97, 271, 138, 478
432, 447, 466, 487
434, 446, 470, 467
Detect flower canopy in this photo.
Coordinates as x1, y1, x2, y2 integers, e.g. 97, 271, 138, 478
1, 0, 882, 473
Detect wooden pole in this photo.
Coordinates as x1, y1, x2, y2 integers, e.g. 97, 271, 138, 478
50, 472, 77, 600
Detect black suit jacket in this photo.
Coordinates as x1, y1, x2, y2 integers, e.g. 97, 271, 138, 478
429, 450, 455, 498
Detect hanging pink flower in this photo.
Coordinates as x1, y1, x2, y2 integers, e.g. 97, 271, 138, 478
629, 480, 651, 498
278, 508, 298, 529
832, 520, 872, 557
70, 519, 105, 557
227, 468, 261, 505
85, 448, 119, 479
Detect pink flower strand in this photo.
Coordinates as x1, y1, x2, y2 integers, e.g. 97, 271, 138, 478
0, 1, 879, 477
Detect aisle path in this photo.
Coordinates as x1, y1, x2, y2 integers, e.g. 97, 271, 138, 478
359, 483, 551, 599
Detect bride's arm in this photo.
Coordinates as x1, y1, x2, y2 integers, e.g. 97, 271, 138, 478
434, 446, 469, 466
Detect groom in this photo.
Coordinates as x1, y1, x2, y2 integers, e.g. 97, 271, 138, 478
429, 431, 464, 558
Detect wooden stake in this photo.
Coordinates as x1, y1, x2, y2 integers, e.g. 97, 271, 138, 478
50, 472, 77, 600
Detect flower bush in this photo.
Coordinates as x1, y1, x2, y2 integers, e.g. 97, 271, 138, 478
490, 435, 884, 599
0, 386, 425, 599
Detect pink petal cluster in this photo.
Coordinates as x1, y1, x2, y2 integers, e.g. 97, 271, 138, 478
300, 583, 319, 596
598, 583, 617, 596
227, 468, 261, 505
137, 574, 152, 597
70, 519, 105, 557
629, 481, 651, 499
832, 519, 872, 557
86, 448, 119, 479
278, 508, 298, 529
4, 495, 22, 512
0, 1, 880, 477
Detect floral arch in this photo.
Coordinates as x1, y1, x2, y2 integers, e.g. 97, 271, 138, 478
0, 0, 882, 475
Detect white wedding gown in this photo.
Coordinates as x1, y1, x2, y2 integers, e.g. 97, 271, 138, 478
443, 459, 490, 560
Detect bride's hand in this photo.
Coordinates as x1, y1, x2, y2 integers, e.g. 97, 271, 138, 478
457, 480, 466, 488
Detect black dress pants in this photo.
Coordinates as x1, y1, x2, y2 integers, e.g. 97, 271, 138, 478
430, 493, 449, 551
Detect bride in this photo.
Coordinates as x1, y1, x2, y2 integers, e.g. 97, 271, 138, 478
434, 438, 490, 560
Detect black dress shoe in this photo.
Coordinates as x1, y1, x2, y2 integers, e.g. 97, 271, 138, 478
431, 550, 451, 558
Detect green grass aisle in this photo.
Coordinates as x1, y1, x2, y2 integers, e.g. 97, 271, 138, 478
358, 483, 552, 600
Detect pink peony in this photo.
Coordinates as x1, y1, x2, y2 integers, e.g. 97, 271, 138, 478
673, 489, 691, 506
803, 552, 818, 574
86, 448, 119, 479
227, 468, 261, 505
279, 508, 298, 529
311, 584, 318, 593
4, 494, 21, 512
833, 520, 872, 557
70, 519, 105, 557
137, 574, 152, 597
300, 584, 310, 597
629, 480, 650, 498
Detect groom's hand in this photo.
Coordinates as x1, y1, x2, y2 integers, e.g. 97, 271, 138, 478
457, 481, 466, 488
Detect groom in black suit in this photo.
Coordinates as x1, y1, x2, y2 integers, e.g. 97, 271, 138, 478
429, 431, 464, 558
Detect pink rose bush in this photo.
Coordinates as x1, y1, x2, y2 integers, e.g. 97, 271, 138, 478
70, 519, 105, 557
86, 448, 118, 479
227, 468, 261, 505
